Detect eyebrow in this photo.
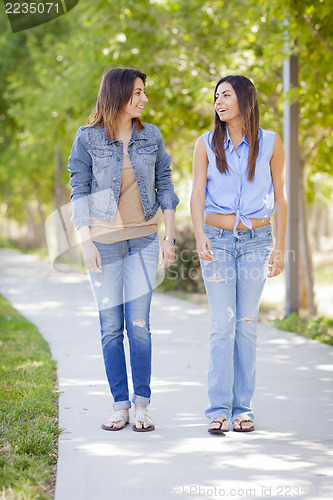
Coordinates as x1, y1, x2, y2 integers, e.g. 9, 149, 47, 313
134, 87, 144, 91
216, 90, 232, 95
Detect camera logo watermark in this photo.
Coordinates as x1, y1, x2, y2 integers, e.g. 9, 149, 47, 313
3, 0, 80, 33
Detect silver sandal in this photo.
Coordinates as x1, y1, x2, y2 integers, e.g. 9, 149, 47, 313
132, 410, 155, 432
101, 412, 129, 431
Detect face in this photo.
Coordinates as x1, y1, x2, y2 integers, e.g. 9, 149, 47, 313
121, 77, 148, 119
215, 82, 240, 123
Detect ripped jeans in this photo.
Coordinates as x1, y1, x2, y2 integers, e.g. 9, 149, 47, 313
201, 223, 273, 423
89, 233, 159, 411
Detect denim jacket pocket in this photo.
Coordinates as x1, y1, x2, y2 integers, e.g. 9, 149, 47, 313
136, 143, 158, 165
92, 148, 113, 169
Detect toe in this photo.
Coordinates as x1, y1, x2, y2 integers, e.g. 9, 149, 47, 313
144, 416, 153, 429
103, 423, 114, 429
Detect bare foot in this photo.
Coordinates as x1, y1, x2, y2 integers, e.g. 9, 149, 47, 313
209, 416, 229, 433
233, 417, 254, 432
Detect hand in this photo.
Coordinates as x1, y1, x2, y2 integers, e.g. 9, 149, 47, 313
159, 239, 176, 268
268, 248, 284, 278
196, 234, 215, 261
82, 240, 102, 273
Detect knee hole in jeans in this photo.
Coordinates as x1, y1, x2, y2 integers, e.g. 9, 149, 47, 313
133, 319, 146, 328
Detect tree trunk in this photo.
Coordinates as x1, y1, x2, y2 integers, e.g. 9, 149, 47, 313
34, 188, 47, 247
298, 170, 317, 315
23, 201, 37, 249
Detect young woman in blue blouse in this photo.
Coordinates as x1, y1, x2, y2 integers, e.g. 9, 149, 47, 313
190, 75, 287, 433
68, 68, 179, 432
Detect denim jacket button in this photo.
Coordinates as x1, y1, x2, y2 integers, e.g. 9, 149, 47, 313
111, 196, 114, 201
117, 157, 120, 161
113, 177, 117, 182
116, 142, 120, 146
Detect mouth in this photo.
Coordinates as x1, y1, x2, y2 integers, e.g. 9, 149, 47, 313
217, 108, 227, 113
138, 105, 144, 110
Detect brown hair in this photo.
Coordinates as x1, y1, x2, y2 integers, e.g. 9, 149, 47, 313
88, 67, 147, 139
211, 75, 259, 181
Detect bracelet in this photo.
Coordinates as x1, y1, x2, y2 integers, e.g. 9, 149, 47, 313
163, 236, 176, 246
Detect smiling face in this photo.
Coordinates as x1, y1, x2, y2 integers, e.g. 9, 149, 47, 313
214, 82, 240, 124
121, 77, 148, 119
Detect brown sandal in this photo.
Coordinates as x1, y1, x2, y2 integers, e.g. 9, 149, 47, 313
233, 417, 254, 432
208, 417, 230, 434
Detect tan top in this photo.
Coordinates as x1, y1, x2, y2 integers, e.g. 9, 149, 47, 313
90, 154, 158, 243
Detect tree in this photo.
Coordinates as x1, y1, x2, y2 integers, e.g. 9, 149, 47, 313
0, 0, 332, 262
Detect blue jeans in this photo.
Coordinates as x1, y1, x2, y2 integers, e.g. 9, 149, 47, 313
89, 233, 159, 411
201, 223, 273, 423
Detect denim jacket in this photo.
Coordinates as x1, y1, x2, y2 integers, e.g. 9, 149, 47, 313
67, 122, 179, 229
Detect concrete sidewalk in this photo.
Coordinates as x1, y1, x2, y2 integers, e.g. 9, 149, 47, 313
1, 248, 333, 500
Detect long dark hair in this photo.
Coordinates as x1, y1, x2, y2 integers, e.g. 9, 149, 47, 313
88, 67, 147, 139
211, 75, 259, 181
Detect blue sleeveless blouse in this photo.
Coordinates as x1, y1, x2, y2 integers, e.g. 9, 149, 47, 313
202, 126, 276, 237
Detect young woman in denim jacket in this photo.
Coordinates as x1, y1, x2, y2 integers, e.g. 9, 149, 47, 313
191, 75, 287, 433
68, 68, 179, 432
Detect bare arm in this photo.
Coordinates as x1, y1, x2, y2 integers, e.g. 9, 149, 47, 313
269, 134, 288, 278
159, 208, 176, 268
190, 136, 215, 261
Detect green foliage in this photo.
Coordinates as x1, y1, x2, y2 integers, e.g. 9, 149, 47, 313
0, 0, 332, 231
0, 236, 24, 251
0, 295, 59, 499
274, 312, 333, 346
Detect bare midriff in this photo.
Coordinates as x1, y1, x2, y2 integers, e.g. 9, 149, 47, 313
204, 213, 270, 231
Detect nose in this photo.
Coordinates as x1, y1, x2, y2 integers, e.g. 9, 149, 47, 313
215, 96, 223, 107
142, 93, 148, 103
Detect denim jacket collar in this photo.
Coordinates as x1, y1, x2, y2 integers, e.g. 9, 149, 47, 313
105, 121, 149, 145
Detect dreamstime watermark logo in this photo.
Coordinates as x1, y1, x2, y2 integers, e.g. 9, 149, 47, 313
3, 0, 80, 33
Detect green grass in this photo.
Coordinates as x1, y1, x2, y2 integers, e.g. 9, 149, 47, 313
0, 237, 50, 261
0, 237, 24, 252
274, 312, 333, 346
0, 295, 60, 499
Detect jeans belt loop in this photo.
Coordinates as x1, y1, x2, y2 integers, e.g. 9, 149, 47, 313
221, 229, 224, 237
251, 228, 255, 239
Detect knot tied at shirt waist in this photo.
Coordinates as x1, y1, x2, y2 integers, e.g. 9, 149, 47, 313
233, 209, 252, 238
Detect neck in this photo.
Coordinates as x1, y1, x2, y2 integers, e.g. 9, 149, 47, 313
116, 114, 133, 138
226, 119, 244, 147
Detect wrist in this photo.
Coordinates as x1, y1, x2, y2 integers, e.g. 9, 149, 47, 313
274, 245, 285, 252
81, 237, 93, 246
163, 236, 176, 246
194, 230, 205, 239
